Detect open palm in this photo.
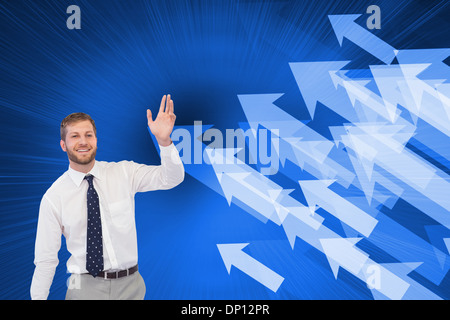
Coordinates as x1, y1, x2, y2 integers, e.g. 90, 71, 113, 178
147, 94, 176, 146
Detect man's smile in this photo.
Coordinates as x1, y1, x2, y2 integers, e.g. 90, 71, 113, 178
76, 147, 91, 153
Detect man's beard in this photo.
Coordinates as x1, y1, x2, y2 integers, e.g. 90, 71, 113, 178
67, 147, 97, 165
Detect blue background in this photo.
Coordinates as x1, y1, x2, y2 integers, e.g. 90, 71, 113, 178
1, 0, 449, 299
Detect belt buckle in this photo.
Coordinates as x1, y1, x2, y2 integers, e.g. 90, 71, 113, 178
104, 271, 108, 280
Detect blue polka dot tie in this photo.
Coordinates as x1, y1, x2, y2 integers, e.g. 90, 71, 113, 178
85, 175, 103, 277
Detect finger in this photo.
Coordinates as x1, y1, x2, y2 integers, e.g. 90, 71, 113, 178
169, 98, 174, 114
147, 109, 154, 123
159, 95, 166, 114
165, 94, 171, 113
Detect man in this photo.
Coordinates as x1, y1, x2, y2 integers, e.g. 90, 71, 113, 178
30, 95, 184, 299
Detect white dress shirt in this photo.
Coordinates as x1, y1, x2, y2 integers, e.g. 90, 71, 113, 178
30, 143, 184, 300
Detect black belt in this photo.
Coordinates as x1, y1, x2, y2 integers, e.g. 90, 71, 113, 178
94, 265, 138, 279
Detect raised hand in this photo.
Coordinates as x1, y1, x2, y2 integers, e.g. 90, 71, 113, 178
147, 94, 176, 147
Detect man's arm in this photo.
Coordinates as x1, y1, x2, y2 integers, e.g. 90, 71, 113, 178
129, 143, 184, 193
130, 95, 184, 193
30, 195, 62, 300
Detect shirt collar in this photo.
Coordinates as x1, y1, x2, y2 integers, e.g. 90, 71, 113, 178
68, 161, 102, 187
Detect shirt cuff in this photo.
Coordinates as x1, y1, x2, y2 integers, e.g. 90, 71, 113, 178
159, 142, 183, 165
158, 142, 179, 158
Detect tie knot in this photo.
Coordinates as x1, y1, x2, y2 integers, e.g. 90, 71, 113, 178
84, 174, 94, 185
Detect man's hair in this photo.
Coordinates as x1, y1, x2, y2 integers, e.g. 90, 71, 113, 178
60, 112, 97, 141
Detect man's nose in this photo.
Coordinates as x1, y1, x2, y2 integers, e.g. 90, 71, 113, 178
78, 136, 88, 145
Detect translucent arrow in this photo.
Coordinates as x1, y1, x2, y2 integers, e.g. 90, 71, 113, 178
217, 243, 284, 293
328, 14, 396, 64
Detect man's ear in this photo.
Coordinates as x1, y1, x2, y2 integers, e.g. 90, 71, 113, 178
60, 139, 67, 152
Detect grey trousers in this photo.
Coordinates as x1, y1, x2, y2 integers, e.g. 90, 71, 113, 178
65, 271, 146, 300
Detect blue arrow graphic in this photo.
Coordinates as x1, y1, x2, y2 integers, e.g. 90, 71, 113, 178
217, 243, 284, 293
328, 14, 396, 64
289, 61, 356, 120
298, 179, 378, 237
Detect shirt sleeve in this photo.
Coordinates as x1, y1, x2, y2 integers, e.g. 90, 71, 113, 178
30, 194, 62, 300
129, 142, 185, 194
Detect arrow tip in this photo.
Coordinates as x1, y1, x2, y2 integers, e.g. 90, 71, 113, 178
217, 243, 249, 274
328, 14, 362, 46
319, 237, 364, 279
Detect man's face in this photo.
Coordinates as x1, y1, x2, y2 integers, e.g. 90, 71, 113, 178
60, 120, 97, 166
